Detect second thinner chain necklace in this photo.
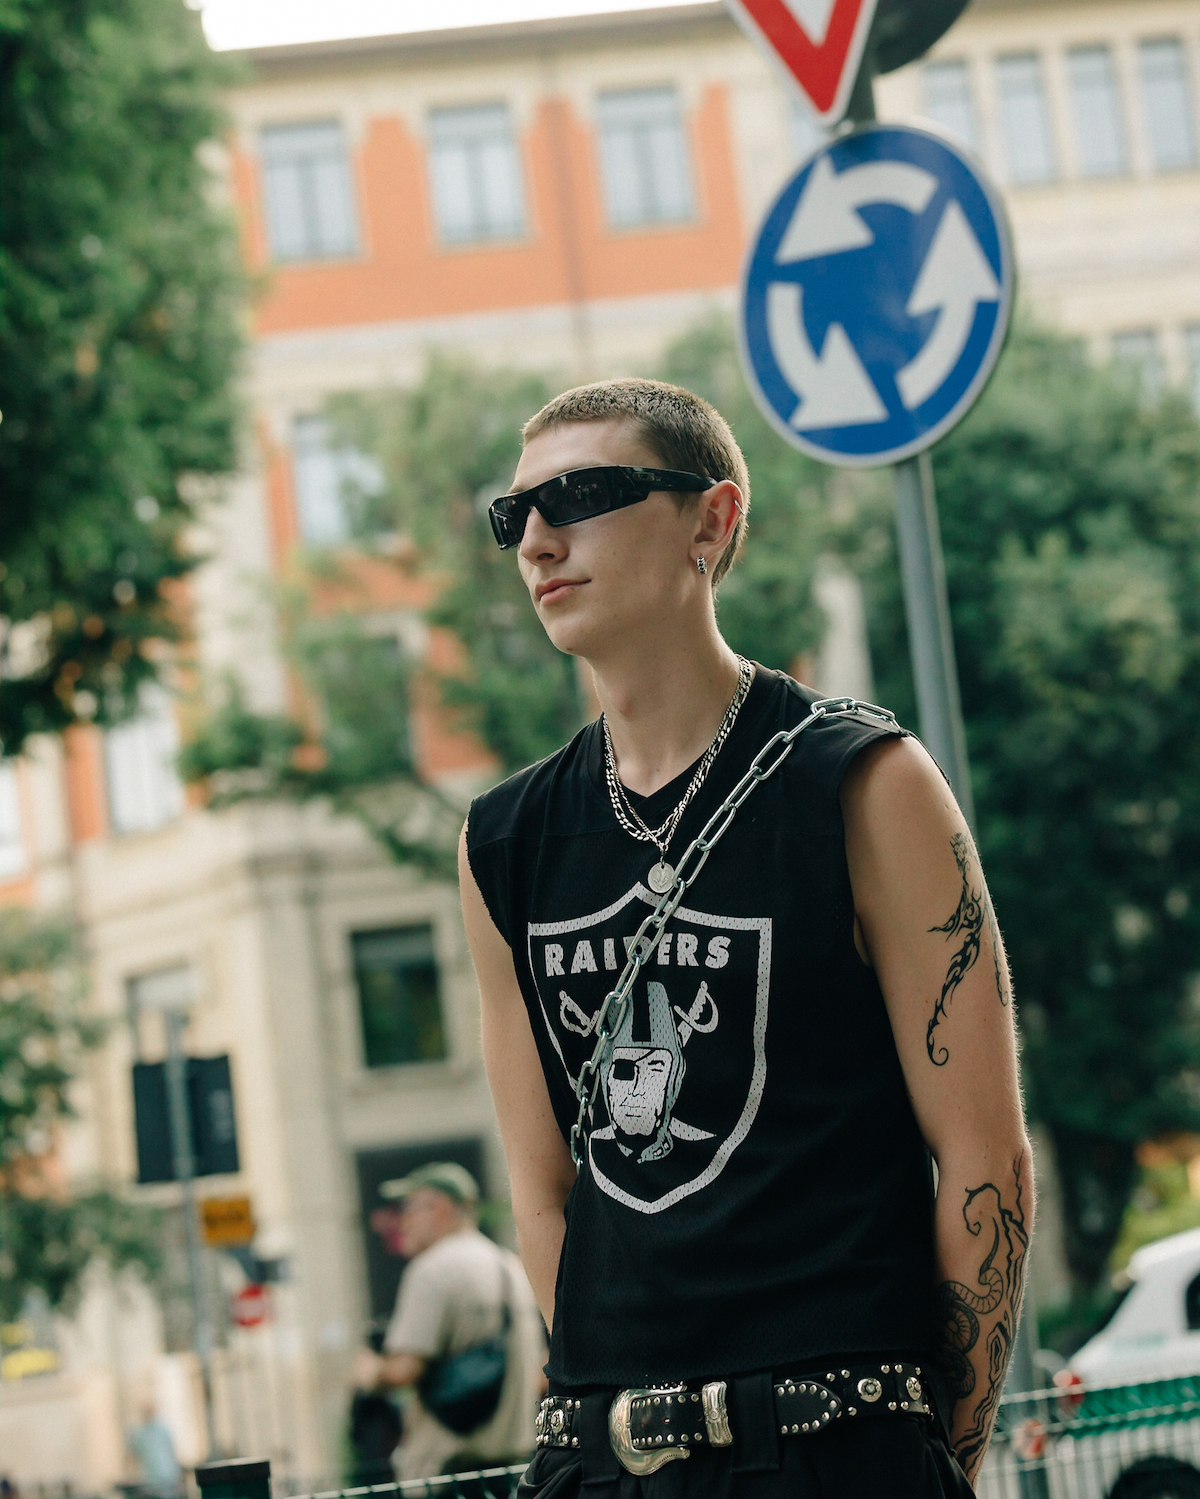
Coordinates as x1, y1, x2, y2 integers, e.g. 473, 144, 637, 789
602, 655, 755, 894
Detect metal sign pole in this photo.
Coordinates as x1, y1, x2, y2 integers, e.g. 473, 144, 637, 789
891, 452, 976, 827
165, 1008, 219, 1456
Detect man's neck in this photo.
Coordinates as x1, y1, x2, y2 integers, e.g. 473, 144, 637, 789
590, 620, 743, 798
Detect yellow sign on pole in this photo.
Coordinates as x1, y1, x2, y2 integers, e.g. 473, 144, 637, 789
200, 1195, 255, 1248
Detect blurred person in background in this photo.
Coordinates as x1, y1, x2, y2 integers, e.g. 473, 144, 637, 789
126, 1401, 182, 1499
353, 1162, 545, 1481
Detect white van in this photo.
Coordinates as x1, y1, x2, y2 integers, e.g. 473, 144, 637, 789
1072, 1226, 1200, 1387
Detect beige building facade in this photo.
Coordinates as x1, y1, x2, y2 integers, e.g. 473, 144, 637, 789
2, 0, 1197, 1484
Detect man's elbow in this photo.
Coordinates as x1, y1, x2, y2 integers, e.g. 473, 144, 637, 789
511, 1159, 575, 1225
935, 1126, 1035, 1196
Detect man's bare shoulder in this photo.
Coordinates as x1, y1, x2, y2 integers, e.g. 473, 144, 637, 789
841, 731, 959, 835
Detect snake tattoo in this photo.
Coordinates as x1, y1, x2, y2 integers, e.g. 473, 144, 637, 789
935, 1162, 1030, 1478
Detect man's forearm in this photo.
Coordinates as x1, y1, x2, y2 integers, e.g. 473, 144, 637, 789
353, 1347, 424, 1390
933, 1146, 1033, 1485
514, 1199, 567, 1331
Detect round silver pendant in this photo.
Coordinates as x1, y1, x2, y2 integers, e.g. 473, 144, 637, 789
648, 861, 675, 894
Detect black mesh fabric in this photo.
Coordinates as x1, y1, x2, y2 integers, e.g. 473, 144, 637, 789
467, 669, 936, 1388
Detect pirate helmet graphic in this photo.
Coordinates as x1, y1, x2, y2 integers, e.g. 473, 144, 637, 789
601, 980, 686, 1163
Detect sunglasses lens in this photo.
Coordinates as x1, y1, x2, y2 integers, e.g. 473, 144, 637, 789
489, 468, 643, 548
540, 469, 625, 525
489, 495, 526, 548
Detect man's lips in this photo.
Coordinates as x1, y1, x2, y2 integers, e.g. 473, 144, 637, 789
535, 578, 587, 604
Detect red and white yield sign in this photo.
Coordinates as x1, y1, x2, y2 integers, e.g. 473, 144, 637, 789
725, 0, 879, 126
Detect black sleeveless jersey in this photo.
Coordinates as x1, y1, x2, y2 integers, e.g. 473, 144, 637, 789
466, 668, 936, 1387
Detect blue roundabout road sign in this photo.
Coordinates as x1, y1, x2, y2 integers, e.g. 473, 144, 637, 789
739, 123, 1013, 467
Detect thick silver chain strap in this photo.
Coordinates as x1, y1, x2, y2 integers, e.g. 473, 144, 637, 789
569, 695, 898, 1170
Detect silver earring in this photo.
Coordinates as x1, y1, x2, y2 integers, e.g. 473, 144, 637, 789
696, 556, 708, 575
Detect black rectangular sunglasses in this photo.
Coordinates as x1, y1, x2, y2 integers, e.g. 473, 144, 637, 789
488, 465, 715, 550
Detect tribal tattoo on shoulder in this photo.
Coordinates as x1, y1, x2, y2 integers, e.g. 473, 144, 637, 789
926, 832, 1009, 1066
935, 1160, 1029, 1477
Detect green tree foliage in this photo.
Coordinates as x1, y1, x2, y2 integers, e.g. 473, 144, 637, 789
0, 908, 161, 1319
328, 354, 582, 773
182, 620, 462, 879
0, 0, 244, 752
186, 358, 577, 875
0, 911, 98, 1161
858, 325, 1200, 1301
181, 357, 578, 871
0, 1190, 163, 1322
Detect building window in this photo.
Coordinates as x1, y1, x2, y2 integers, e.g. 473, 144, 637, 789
597, 87, 694, 228
1112, 328, 1165, 402
428, 104, 527, 245
1067, 46, 1127, 176
0, 762, 26, 880
291, 415, 383, 546
352, 925, 446, 1068
260, 121, 359, 262
1184, 326, 1200, 415
1139, 39, 1198, 170
996, 53, 1057, 183
921, 60, 980, 152
104, 685, 184, 836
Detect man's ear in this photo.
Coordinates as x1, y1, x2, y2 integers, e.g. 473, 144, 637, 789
692, 480, 743, 549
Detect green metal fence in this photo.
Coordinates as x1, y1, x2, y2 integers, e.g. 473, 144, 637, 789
980, 1376, 1200, 1498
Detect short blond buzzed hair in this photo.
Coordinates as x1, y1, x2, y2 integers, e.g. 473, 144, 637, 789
522, 377, 750, 585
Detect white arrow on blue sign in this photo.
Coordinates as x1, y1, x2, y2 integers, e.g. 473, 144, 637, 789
739, 124, 1013, 467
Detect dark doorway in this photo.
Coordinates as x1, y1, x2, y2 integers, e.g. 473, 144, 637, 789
355, 1137, 487, 1333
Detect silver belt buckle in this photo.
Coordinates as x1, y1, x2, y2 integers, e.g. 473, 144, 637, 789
609, 1380, 733, 1475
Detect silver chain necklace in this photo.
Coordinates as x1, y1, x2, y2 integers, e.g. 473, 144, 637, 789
602, 656, 754, 895
572, 696, 898, 1169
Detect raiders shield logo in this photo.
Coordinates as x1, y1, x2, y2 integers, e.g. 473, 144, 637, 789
528, 883, 771, 1214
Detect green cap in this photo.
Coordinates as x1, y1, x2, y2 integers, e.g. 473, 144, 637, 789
379, 1161, 480, 1206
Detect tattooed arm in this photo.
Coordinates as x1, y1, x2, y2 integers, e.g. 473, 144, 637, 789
842, 738, 1033, 1487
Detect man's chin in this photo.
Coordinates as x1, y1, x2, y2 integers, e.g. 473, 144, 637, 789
542, 615, 603, 661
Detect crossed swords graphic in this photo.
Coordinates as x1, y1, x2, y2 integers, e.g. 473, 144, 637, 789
559, 981, 719, 1044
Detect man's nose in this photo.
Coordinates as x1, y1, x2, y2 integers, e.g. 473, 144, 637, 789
519, 505, 567, 565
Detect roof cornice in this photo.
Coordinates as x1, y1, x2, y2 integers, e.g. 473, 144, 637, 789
232, 3, 734, 78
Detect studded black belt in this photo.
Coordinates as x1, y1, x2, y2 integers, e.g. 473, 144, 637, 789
535, 1360, 931, 1477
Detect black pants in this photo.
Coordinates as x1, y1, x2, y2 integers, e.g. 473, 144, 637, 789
519, 1411, 973, 1499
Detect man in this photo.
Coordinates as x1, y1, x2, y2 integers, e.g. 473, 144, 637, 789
353, 1161, 545, 1482
126, 1401, 181, 1499
459, 378, 1033, 1496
